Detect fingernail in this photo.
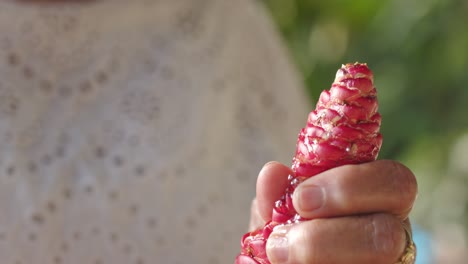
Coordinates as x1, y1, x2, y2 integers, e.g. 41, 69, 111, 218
266, 225, 291, 263
296, 185, 324, 212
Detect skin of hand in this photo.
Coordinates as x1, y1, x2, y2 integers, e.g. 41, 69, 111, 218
249, 160, 418, 264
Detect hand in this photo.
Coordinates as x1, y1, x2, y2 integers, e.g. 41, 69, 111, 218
249, 160, 418, 264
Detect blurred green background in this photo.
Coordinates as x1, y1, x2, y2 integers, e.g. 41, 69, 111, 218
265, 0, 468, 261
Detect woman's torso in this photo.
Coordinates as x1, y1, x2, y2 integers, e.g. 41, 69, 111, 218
0, 1, 308, 263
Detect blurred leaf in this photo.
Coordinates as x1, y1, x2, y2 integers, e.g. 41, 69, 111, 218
265, 0, 468, 159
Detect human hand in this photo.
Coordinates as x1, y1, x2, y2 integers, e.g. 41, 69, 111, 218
248, 160, 418, 264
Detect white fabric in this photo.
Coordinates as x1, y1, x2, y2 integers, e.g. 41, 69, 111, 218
0, 0, 309, 263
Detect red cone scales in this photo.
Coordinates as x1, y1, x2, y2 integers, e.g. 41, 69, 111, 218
236, 63, 382, 264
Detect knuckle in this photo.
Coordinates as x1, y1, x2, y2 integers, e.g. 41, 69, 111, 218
332, 164, 363, 206
368, 214, 405, 261
387, 160, 418, 210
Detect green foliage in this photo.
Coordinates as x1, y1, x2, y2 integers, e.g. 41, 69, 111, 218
265, 0, 468, 160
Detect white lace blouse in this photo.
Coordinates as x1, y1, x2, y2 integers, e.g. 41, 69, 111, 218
0, 0, 309, 263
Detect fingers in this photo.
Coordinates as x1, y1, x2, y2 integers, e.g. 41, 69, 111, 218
256, 161, 292, 222
266, 213, 406, 264
248, 199, 265, 231
293, 160, 418, 220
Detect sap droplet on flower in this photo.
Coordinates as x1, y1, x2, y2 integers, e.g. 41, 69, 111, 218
290, 178, 300, 188
293, 214, 302, 223
275, 199, 283, 208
